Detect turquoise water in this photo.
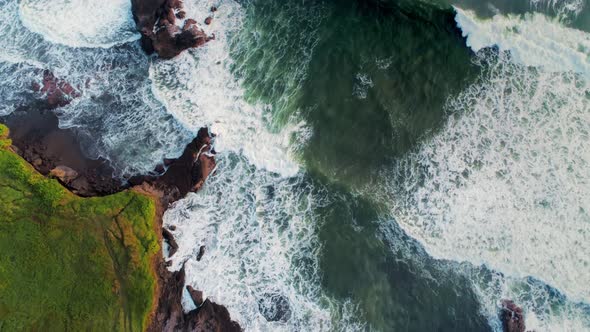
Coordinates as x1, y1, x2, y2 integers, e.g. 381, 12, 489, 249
1, 0, 589, 330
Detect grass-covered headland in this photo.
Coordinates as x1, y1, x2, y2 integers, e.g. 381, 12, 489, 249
0, 124, 160, 331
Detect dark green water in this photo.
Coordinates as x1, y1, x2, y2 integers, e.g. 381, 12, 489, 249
231, 0, 493, 330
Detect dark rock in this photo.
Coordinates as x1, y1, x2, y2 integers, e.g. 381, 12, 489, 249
210, 6, 217, 12
147, 265, 241, 332
187, 285, 204, 307
131, 0, 214, 59
155, 127, 216, 201
1, 107, 126, 197
500, 300, 526, 332
204, 16, 212, 25
196, 245, 205, 261
162, 227, 179, 257
257, 293, 291, 323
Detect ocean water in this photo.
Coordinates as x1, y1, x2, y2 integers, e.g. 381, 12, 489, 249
1, 0, 589, 331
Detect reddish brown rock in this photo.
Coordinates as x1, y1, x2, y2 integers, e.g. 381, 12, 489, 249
2, 107, 126, 197
162, 227, 180, 257
204, 16, 212, 25
500, 300, 526, 332
187, 285, 204, 307
32, 70, 80, 109
131, 0, 214, 59
147, 264, 240, 332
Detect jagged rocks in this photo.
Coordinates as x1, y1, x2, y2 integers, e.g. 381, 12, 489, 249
131, 0, 215, 59
148, 265, 241, 332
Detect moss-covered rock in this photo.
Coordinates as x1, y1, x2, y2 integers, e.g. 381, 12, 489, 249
0, 124, 159, 331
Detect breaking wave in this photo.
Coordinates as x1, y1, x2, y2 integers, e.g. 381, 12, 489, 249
164, 154, 362, 331
383, 45, 590, 331
455, 7, 590, 78
19, 0, 139, 48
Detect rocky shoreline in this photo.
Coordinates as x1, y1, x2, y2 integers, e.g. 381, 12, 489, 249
1, 106, 240, 331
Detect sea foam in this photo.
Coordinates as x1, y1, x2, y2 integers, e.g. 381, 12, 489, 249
18, 0, 139, 48
383, 47, 590, 331
455, 7, 590, 78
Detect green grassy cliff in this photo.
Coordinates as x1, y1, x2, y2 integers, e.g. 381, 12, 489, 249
0, 124, 159, 331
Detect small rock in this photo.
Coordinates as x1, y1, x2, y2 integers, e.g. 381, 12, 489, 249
204, 16, 212, 25
196, 245, 205, 261
187, 285, 204, 307
210, 6, 217, 12
50, 165, 79, 184
257, 293, 291, 322
32, 158, 43, 167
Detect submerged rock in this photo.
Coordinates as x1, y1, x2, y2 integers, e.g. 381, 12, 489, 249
131, 0, 214, 59
32, 70, 80, 109
500, 300, 526, 332
257, 293, 292, 323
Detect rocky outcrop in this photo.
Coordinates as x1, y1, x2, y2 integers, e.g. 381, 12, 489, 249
147, 260, 241, 332
32, 70, 80, 109
128, 127, 216, 204
500, 300, 526, 332
131, 0, 215, 59
2, 107, 126, 197
2, 72, 240, 331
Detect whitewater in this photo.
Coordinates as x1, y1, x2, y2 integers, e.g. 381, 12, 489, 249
379, 6, 590, 331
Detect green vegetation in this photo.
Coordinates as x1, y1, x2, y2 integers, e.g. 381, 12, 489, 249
0, 124, 159, 331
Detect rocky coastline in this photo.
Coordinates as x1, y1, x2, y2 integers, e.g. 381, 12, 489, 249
1, 107, 240, 331
1, 60, 239, 330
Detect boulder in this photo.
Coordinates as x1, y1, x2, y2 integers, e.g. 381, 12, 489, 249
50, 165, 79, 184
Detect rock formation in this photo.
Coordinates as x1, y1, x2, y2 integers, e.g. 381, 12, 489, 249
500, 300, 526, 332
1, 71, 241, 331
131, 0, 215, 59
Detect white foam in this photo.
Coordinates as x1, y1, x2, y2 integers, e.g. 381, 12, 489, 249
0, 0, 193, 174
150, 0, 307, 177
455, 7, 590, 79
18, 0, 139, 48
164, 154, 362, 331
384, 50, 590, 329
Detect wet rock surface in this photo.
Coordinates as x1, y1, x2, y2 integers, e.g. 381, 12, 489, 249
257, 293, 292, 323
1, 70, 239, 331
131, 0, 215, 59
500, 300, 527, 332
1, 107, 126, 197
148, 264, 241, 332
32, 70, 81, 109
